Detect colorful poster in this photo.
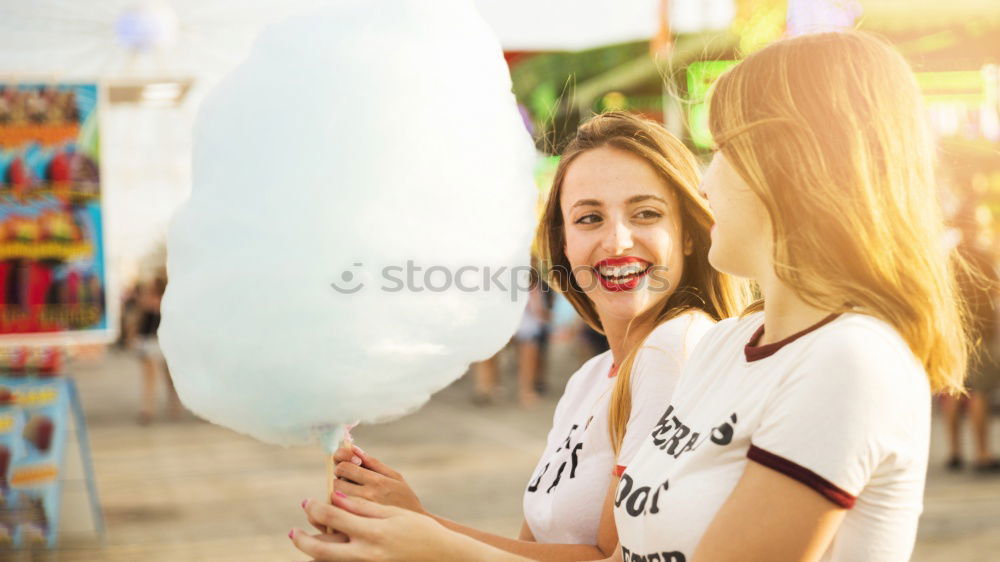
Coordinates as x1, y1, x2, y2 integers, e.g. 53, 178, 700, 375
0, 82, 111, 343
0, 349, 70, 549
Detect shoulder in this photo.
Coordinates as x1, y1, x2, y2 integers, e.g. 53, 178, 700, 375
693, 310, 763, 354
628, 311, 719, 387
752, 314, 932, 477
641, 309, 718, 357
789, 313, 930, 400
809, 314, 921, 372
564, 350, 614, 391
552, 349, 614, 420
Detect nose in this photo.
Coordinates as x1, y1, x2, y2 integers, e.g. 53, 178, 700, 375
601, 216, 634, 255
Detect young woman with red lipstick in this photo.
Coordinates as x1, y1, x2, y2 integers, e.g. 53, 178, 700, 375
294, 112, 749, 560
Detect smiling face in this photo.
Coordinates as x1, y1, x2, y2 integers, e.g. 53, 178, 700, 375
560, 146, 688, 326
699, 151, 771, 280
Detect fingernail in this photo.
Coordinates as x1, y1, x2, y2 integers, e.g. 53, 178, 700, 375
335, 491, 347, 498
350, 455, 362, 466
288, 529, 295, 540
300, 499, 309, 509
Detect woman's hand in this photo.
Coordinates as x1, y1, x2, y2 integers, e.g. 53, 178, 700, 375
332, 444, 427, 515
292, 494, 516, 562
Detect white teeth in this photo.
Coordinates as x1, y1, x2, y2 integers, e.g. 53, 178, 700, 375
597, 263, 648, 279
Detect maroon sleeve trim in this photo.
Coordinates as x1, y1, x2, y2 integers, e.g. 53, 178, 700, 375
747, 445, 856, 509
613, 465, 626, 477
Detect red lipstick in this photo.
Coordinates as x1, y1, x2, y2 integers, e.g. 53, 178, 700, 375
593, 257, 652, 292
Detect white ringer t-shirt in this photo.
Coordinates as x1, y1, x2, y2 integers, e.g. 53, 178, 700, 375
523, 311, 714, 545
615, 312, 931, 562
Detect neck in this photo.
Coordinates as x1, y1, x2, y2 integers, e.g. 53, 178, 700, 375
758, 270, 832, 346
601, 314, 653, 366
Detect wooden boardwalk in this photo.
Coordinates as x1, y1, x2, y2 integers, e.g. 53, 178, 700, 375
32, 343, 1000, 561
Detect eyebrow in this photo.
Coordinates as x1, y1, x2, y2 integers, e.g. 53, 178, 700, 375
570, 198, 602, 209
570, 194, 669, 209
627, 194, 669, 206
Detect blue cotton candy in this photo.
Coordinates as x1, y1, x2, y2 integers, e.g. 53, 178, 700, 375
159, 0, 536, 447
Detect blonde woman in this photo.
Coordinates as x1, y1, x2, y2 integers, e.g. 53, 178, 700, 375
612, 30, 966, 562
295, 112, 747, 560
291, 31, 969, 562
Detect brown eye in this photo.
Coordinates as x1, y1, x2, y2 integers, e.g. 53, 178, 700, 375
575, 214, 602, 225
635, 210, 663, 220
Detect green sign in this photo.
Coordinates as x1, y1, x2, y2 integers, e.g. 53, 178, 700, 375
686, 61, 738, 149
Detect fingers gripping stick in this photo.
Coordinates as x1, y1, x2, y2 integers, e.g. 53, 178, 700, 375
325, 423, 358, 534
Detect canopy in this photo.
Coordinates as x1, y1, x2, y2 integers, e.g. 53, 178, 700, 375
473, 0, 735, 51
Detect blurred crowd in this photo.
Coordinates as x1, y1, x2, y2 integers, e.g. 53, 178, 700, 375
941, 171, 1000, 473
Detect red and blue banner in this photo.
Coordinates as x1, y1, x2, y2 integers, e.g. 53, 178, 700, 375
0, 82, 110, 343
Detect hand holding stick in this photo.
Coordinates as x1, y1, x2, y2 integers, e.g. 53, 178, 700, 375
325, 423, 358, 533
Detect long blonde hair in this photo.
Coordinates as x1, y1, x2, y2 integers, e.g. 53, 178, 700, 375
709, 31, 969, 394
536, 112, 751, 456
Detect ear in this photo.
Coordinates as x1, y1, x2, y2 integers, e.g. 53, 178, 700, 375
683, 231, 694, 256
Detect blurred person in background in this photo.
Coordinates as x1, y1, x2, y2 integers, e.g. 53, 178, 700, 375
132, 269, 182, 425
470, 354, 501, 403
117, 282, 139, 350
472, 266, 552, 408
942, 193, 1000, 473
533, 275, 557, 397
511, 270, 550, 408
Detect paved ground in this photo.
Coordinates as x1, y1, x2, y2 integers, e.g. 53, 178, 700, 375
19, 339, 1000, 561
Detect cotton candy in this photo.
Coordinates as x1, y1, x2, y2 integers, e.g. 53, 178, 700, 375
159, 0, 537, 449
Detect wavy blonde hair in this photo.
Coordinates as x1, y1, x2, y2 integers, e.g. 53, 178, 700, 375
536, 112, 752, 456
709, 31, 969, 394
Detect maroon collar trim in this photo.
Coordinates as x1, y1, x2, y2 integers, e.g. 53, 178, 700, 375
744, 313, 841, 362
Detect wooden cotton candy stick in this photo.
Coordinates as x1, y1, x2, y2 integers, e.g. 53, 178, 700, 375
325, 423, 358, 534
325, 452, 336, 534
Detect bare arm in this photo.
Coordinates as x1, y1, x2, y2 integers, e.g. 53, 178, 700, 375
518, 520, 535, 541
332, 445, 620, 561
429, 514, 607, 561
295, 495, 531, 562
691, 461, 847, 562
